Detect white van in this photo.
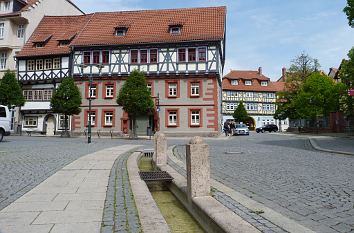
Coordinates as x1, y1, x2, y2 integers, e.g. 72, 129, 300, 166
0, 105, 11, 142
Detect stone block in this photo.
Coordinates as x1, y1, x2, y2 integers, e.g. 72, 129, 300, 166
153, 132, 167, 166
186, 136, 210, 200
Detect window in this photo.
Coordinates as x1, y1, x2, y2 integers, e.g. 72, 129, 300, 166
83, 52, 91, 64
53, 58, 60, 69
44, 59, 52, 70
87, 112, 96, 126
190, 110, 200, 126
140, 50, 147, 64
191, 82, 200, 96
102, 51, 109, 64
43, 89, 52, 100
24, 117, 38, 127
104, 112, 113, 126
36, 59, 43, 70
17, 25, 25, 38
115, 27, 128, 36
245, 92, 253, 98
231, 80, 238, 86
188, 48, 196, 62
89, 84, 96, 98
170, 26, 181, 34
226, 91, 238, 97
267, 93, 275, 98
198, 48, 206, 61
261, 81, 268, 86
0, 52, 6, 70
245, 80, 252, 86
131, 50, 138, 64
150, 49, 157, 63
58, 40, 70, 46
58, 115, 69, 130
0, 107, 6, 117
168, 111, 177, 126
35, 42, 45, 48
246, 103, 257, 111
178, 48, 186, 62
105, 85, 114, 98
168, 83, 177, 97
0, 23, 4, 39
93, 51, 100, 64
4, 1, 10, 11
27, 60, 35, 71
147, 83, 152, 93
33, 90, 43, 101
226, 103, 236, 111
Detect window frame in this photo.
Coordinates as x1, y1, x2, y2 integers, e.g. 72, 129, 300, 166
130, 50, 138, 64
188, 48, 196, 62
198, 47, 206, 62
17, 24, 25, 38
53, 58, 60, 69
178, 48, 186, 62
189, 109, 202, 127
166, 109, 179, 127
24, 116, 38, 127
0, 22, 4, 39
245, 80, 252, 86
231, 80, 238, 86
0, 52, 6, 70
149, 49, 158, 63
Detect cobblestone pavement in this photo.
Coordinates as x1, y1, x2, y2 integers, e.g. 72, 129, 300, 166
311, 136, 354, 154
167, 156, 288, 233
174, 133, 354, 233
102, 151, 142, 233
0, 136, 150, 211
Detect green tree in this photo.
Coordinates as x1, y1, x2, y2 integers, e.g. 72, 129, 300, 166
344, 0, 354, 28
275, 53, 321, 121
294, 72, 346, 120
233, 101, 249, 123
50, 77, 81, 137
339, 47, 354, 128
117, 70, 154, 138
0, 70, 25, 108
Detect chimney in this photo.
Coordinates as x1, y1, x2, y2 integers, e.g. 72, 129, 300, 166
258, 67, 262, 75
282, 67, 286, 77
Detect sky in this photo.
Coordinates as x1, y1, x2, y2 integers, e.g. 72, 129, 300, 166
74, 0, 354, 80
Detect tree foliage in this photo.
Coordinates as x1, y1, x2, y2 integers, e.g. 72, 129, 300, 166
50, 77, 81, 136
344, 0, 354, 28
232, 101, 249, 123
275, 53, 321, 120
0, 70, 25, 108
117, 70, 154, 138
293, 72, 346, 120
339, 47, 354, 122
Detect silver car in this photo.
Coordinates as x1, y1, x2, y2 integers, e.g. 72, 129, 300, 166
234, 124, 249, 136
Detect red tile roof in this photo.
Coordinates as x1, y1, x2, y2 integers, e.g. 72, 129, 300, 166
223, 69, 285, 92
71, 6, 226, 46
18, 6, 226, 57
17, 15, 92, 57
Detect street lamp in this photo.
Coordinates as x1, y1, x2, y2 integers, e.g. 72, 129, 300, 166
78, 63, 104, 143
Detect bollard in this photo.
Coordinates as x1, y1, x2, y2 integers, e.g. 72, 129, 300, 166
186, 136, 210, 201
153, 132, 167, 166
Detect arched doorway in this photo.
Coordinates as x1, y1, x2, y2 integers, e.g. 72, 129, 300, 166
44, 114, 56, 136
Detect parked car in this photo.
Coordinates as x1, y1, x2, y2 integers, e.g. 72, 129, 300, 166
256, 124, 278, 133
0, 105, 11, 142
233, 124, 249, 136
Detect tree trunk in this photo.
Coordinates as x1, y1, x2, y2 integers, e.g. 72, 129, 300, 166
62, 114, 70, 138
133, 117, 137, 139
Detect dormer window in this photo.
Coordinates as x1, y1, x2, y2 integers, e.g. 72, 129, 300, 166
115, 27, 128, 36
245, 80, 252, 86
33, 34, 52, 48
169, 25, 182, 35
261, 81, 268, 86
231, 80, 238, 86
58, 40, 70, 46
35, 42, 45, 48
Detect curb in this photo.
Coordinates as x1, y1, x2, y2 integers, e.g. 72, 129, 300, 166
308, 138, 354, 156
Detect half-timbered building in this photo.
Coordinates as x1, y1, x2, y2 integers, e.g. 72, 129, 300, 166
16, 15, 91, 135
17, 7, 226, 136
222, 67, 289, 131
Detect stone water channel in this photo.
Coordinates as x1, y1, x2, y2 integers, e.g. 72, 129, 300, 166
139, 156, 205, 233
101, 150, 204, 233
